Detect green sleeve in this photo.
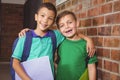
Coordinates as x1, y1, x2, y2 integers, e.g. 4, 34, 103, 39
12, 36, 26, 61
88, 54, 98, 64
53, 30, 65, 47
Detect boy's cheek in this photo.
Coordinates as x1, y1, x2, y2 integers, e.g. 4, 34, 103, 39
59, 29, 63, 33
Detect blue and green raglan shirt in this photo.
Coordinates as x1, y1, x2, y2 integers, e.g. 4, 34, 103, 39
12, 30, 64, 73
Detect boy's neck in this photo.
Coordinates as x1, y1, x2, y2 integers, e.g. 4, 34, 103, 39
66, 34, 81, 41
34, 29, 48, 37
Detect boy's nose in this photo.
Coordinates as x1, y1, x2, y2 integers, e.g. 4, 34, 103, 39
65, 24, 69, 28
43, 18, 48, 23
44, 19, 48, 23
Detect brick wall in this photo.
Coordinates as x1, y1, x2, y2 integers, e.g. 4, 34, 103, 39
49, 0, 120, 80
0, 3, 23, 61
0, 0, 119, 79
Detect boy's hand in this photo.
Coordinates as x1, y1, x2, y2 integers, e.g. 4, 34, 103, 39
18, 28, 30, 37
87, 39, 96, 57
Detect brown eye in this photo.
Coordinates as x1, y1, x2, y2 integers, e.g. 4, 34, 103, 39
68, 22, 72, 24
41, 15, 44, 17
48, 17, 54, 20
59, 25, 64, 28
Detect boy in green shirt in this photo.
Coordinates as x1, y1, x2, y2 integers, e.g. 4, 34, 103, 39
55, 11, 97, 80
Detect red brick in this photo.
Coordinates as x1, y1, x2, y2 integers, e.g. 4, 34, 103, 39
110, 74, 120, 80
75, 4, 82, 12
79, 11, 87, 18
98, 26, 111, 36
87, 28, 97, 36
104, 60, 111, 71
100, 3, 112, 14
56, 6, 61, 11
102, 71, 111, 80
85, 19, 92, 27
80, 19, 92, 27
92, 0, 99, 6
78, 28, 87, 35
114, 1, 120, 12
113, 13, 120, 24
88, 7, 99, 17
66, 1, 72, 7
61, 4, 65, 10
71, 0, 78, 5
97, 58, 102, 68
0, 57, 10, 62
79, 20, 81, 27
96, 37, 104, 46
104, 38, 120, 47
105, 13, 120, 24
105, 14, 113, 24
92, 37, 98, 46
97, 48, 103, 57
91, 0, 105, 6
112, 25, 120, 36
92, 16, 104, 26
111, 62, 119, 73
99, 0, 105, 4
102, 62, 119, 78
111, 50, 120, 61
0, 47, 12, 58
97, 69, 102, 79
102, 49, 110, 58
97, 48, 110, 58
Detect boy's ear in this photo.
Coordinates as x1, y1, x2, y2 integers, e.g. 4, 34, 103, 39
76, 20, 80, 27
35, 14, 37, 21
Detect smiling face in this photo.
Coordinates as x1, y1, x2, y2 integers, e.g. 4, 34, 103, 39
58, 14, 79, 39
35, 7, 55, 32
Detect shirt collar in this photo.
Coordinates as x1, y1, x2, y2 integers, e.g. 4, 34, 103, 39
31, 30, 50, 38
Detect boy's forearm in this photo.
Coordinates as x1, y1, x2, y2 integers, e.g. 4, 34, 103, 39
79, 33, 92, 42
79, 33, 95, 57
13, 59, 31, 80
88, 64, 96, 80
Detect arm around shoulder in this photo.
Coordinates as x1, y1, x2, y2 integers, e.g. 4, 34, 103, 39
79, 33, 96, 57
18, 28, 31, 37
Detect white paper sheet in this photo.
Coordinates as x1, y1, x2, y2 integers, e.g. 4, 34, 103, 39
15, 56, 53, 80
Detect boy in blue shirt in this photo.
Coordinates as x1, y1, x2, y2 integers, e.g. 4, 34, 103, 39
13, 2, 95, 80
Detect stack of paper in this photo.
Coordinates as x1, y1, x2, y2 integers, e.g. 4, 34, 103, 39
15, 56, 53, 80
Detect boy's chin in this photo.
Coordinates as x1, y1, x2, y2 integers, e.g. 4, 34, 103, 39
39, 27, 50, 32
64, 35, 74, 38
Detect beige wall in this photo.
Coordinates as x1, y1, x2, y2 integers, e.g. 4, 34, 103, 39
1, 0, 26, 4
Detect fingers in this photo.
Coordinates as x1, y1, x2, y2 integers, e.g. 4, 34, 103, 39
18, 28, 30, 37
88, 47, 96, 57
25, 28, 30, 31
18, 30, 26, 37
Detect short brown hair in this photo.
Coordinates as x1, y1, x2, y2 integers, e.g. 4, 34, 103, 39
36, 2, 57, 18
56, 11, 77, 28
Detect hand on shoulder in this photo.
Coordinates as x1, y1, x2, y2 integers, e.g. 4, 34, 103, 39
18, 28, 30, 37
